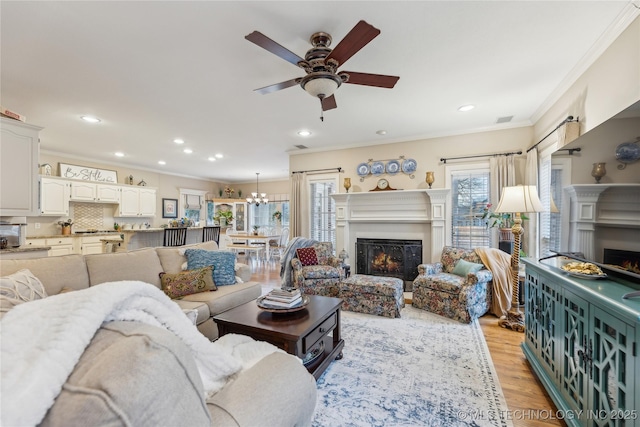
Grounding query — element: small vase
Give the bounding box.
[425,172,435,189]
[591,162,606,183]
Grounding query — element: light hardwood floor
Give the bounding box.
[248,259,564,427]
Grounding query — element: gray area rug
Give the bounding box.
[312,306,513,427]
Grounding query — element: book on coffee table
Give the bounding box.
[261,295,303,308]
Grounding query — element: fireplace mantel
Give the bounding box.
[565,183,640,260]
[331,189,450,266]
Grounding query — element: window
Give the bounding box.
[449,168,491,249]
[248,202,290,229]
[538,154,569,257]
[178,189,206,225]
[309,177,337,251]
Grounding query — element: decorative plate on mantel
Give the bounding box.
[615,140,640,164]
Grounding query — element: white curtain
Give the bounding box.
[525,147,538,186]
[489,155,515,205]
[290,173,306,238]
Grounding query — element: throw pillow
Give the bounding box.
[0,269,48,302]
[184,249,237,286]
[296,247,318,266]
[159,266,216,299]
[452,259,484,277]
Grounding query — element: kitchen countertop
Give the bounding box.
[27,231,122,239]
[0,245,51,253]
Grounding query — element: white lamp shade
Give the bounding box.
[302,77,339,98]
[494,185,544,214]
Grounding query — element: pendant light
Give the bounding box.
[246,172,268,206]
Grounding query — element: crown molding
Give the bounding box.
[531,3,640,124]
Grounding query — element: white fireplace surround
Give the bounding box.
[331,189,450,267]
[565,184,640,261]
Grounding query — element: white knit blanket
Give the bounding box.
[0,281,284,427]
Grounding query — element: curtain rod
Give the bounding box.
[440,150,522,164]
[526,115,577,153]
[291,167,343,175]
[555,147,582,155]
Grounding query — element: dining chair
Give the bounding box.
[202,226,221,245]
[163,227,188,247]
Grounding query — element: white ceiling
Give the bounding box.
[1,1,635,183]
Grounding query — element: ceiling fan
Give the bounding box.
[245,20,400,120]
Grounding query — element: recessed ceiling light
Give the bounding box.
[297,130,311,137]
[208,157,216,162]
[158,160,166,165]
[376,130,387,135]
[174,139,184,144]
[458,105,475,112]
[81,115,101,123]
[114,152,124,157]
[215,153,223,159]
[183,148,193,154]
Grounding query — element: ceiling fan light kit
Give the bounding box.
[245,20,399,120]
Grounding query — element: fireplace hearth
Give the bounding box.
[356,238,422,291]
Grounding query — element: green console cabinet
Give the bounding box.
[522,258,640,427]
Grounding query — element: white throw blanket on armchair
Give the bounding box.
[0,281,284,427]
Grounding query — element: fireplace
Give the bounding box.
[356,238,422,291]
[603,249,640,274]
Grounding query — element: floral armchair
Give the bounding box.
[412,246,493,323]
[291,242,344,297]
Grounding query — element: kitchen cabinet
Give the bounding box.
[70,182,120,203]
[117,187,156,217]
[40,177,70,216]
[522,259,639,427]
[70,181,97,201]
[0,117,41,216]
[46,237,74,257]
[80,235,104,255]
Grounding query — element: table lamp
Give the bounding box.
[493,185,544,332]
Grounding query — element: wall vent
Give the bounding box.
[496,116,513,124]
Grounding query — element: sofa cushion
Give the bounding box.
[296,247,318,266]
[85,248,164,288]
[156,241,219,274]
[413,273,466,294]
[160,266,216,299]
[0,255,89,295]
[0,268,48,302]
[452,259,484,277]
[185,249,236,286]
[301,265,341,279]
[182,281,262,316]
[40,321,211,427]
[172,299,211,324]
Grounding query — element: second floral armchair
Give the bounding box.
[291,242,344,297]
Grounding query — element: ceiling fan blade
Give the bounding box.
[321,95,337,111]
[254,78,301,95]
[245,31,305,67]
[341,71,399,88]
[325,20,380,67]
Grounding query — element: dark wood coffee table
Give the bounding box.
[213,295,344,379]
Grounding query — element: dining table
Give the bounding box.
[226,233,280,260]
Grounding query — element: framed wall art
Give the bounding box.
[162,198,178,218]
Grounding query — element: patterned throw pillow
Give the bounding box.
[296,247,319,266]
[184,249,237,286]
[159,266,216,299]
[0,269,48,302]
[452,259,484,277]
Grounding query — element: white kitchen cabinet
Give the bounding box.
[117,187,156,217]
[96,184,120,203]
[40,177,70,216]
[0,117,42,216]
[70,181,97,201]
[80,235,104,255]
[46,237,74,257]
[138,188,156,216]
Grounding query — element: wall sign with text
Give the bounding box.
[59,163,118,183]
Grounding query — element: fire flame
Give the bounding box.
[371,252,401,273]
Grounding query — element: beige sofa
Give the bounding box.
[0,242,318,426]
[0,241,259,340]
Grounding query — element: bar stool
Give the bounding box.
[163,227,188,247]
[202,226,221,245]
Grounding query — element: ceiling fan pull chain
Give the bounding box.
[320,102,324,122]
